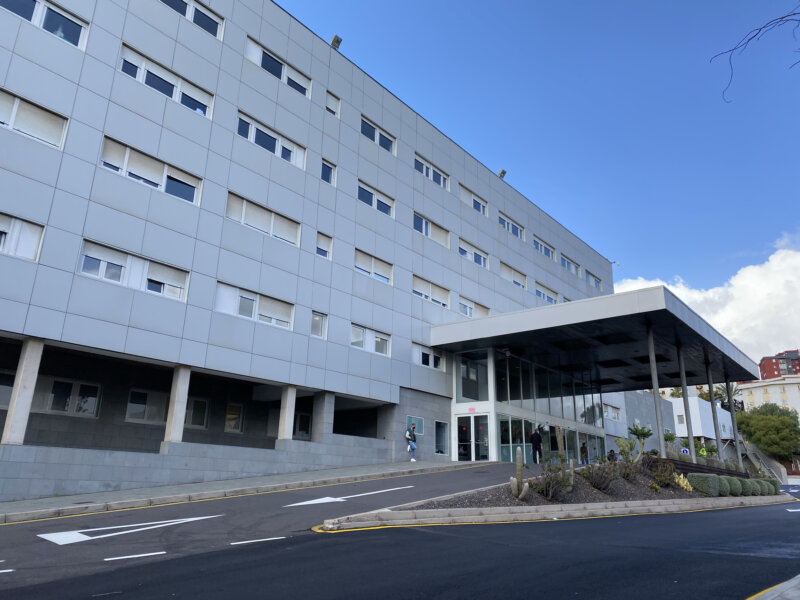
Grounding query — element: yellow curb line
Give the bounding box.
[745,580,788,600]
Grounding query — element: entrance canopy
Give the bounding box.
[431,287,758,393]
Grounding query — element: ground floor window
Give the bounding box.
[435,421,448,455]
[125,389,167,423]
[406,415,424,435]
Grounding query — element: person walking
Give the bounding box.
[530,427,543,465]
[580,442,589,465]
[406,423,417,462]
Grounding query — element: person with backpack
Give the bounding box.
[406,423,417,462]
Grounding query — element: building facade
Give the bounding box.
[759,350,800,380]
[741,376,800,414]
[0,0,616,499]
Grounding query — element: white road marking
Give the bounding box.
[38,515,223,545]
[230,537,286,546]
[786,509,800,512]
[104,552,166,562]
[0,569,15,574]
[284,485,414,507]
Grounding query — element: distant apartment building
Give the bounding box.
[759,350,800,380]
[741,376,800,414]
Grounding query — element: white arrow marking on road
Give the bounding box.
[38,515,223,545]
[284,485,414,507]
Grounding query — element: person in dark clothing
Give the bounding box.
[607,449,617,462]
[580,442,589,465]
[406,423,417,462]
[530,428,543,464]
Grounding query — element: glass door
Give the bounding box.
[457,415,490,461]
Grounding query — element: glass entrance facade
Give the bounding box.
[457,415,489,461]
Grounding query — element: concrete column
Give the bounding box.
[677,347,697,464]
[1,338,44,445]
[163,366,191,444]
[486,350,499,462]
[726,378,744,470]
[647,326,666,458]
[311,391,335,443]
[277,385,296,440]
[705,362,723,455]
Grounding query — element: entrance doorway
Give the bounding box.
[457,415,489,461]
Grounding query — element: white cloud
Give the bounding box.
[615,247,800,362]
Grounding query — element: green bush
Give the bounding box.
[653,461,675,488]
[739,478,753,496]
[749,479,761,496]
[722,476,742,497]
[686,473,719,497]
[769,479,781,495]
[755,479,772,495]
[580,462,619,492]
[718,476,730,497]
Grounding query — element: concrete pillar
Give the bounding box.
[486,350,499,462]
[1,338,44,445]
[311,391,335,443]
[677,347,697,464]
[705,361,723,456]
[277,385,296,440]
[647,326,666,458]
[163,366,191,445]
[726,378,744,470]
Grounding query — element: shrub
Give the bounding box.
[739,478,753,496]
[653,461,675,488]
[695,456,707,466]
[749,479,761,496]
[673,472,693,492]
[718,476,730,497]
[649,482,660,492]
[580,462,619,492]
[768,479,781,495]
[755,479,772,495]
[531,464,571,501]
[664,432,676,443]
[686,473,719,497]
[722,476,742,497]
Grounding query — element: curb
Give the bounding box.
[748,573,800,599]
[0,463,483,524]
[320,492,798,531]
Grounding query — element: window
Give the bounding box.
[412,213,449,247]
[1,0,86,47]
[412,276,449,308]
[237,114,305,169]
[500,262,526,289]
[0,88,67,147]
[354,249,393,284]
[406,415,424,435]
[585,271,602,290]
[0,371,13,409]
[459,185,487,216]
[0,212,44,261]
[357,181,394,217]
[603,404,620,421]
[119,47,212,117]
[214,282,293,328]
[414,155,448,190]
[677,415,685,425]
[245,38,311,98]
[101,138,200,203]
[560,255,580,277]
[225,403,243,433]
[311,311,327,338]
[159,0,222,38]
[360,117,394,154]
[125,389,167,423]
[533,237,555,261]
[79,241,189,300]
[458,297,489,318]
[37,378,100,417]
[316,232,332,259]
[414,344,443,371]
[458,239,487,268]
[325,92,340,117]
[535,284,557,305]
[498,213,524,240]
[225,193,300,246]
[185,398,208,429]
[435,421,449,455]
[351,324,391,356]
[321,160,336,185]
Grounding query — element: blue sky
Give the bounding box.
[277,1,800,358]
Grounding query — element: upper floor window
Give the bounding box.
[414,155,448,190]
[0,88,67,148]
[101,138,200,203]
[360,117,394,154]
[225,193,300,246]
[245,38,310,97]
[498,212,524,240]
[325,92,340,117]
[316,232,332,259]
[0,212,44,262]
[499,262,526,289]
[585,271,602,290]
[413,344,443,371]
[357,181,394,217]
[354,249,392,284]
[560,255,580,277]
[311,311,328,338]
[412,213,449,247]
[533,237,555,261]
[351,324,390,356]
[321,159,336,185]
[459,185,487,216]
[160,0,221,37]
[119,46,212,117]
[214,282,293,328]
[412,276,449,308]
[535,283,557,305]
[458,296,489,318]
[79,240,189,301]
[458,239,487,269]
[237,113,305,169]
[1,0,86,47]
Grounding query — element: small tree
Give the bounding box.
[738,405,800,460]
[628,425,653,463]
[669,387,683,398]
